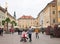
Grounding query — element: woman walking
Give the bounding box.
[35,28,39,39]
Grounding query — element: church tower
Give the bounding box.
[14,11,16,19]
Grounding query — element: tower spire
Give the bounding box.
[14,11,16,19]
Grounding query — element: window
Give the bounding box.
[53,19,55,23]
[53,11,55,14]
[19,25,21,27]
[52,5,55,7]
[37,22,38,25]
[52,4,55,7]
[46,21,49,23]
[0,22,1,26]
[23,25,24,27]
[58,11,60,18]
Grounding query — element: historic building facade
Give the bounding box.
[17,15,38,29]
[57,0,60,25]
[0,6,16,30]
[18,0,60,29]
[0,6,6,27]
[1,0,60,30]
[37,0,60,28]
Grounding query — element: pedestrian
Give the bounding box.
[35,28,39,39]
[10,28,14,34]
[1,28,3,36]
[27,26,32,42]
[42,28,44,34]
[50,27,54,38]
[18,29,20,35]
[0,28,3,36]
[0,28,1,36]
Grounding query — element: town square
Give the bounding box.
[0,0,60,44]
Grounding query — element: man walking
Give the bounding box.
[0,27,3,36]
[28,26,32,42]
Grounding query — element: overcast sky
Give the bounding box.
[0,0,53,19]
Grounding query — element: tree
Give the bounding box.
[2,20,5,30]
[11,21,17,28]
[5,18,10,32]
[2,20,5,25]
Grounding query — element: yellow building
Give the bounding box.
[57,0,60,25]
[17,0,60,29]
[17,15,38,29]
[37,0,58,28]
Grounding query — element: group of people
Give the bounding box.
[20,27,40,42]
[10,28,14,34]
[20,26,32,42]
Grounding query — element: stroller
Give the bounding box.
[20,31,28,42]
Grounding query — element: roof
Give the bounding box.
[20,15,34,19]
[0,6,6,13]
[18,15,36,20]
[37,0,56,18]
[21,15,33,19]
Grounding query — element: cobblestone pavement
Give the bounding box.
[0,32,60,44]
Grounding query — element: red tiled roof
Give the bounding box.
[20,15,34,19]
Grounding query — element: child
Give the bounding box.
[20,30,28,42]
